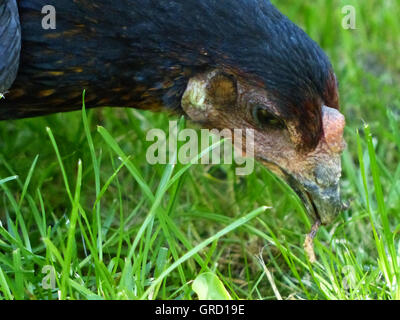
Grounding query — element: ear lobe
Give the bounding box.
[181,70,237,124]
[206,72,238,107]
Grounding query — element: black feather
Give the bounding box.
[1,0,335,148]
[0,0,21,93]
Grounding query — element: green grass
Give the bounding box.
[0,0,399,300]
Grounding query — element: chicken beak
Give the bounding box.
[292,178,345,225]
[262,157,345,225]
[287,105,347,225]
[283,160,345,225]
[308,184,346,225]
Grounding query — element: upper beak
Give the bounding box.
[293,179,344,225]
[260,154,346,225]
[286,160,346,225]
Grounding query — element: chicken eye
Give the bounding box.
[252,105,285,129]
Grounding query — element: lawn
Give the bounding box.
[0,0,399,300]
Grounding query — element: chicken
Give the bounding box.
[0,0,347,225]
